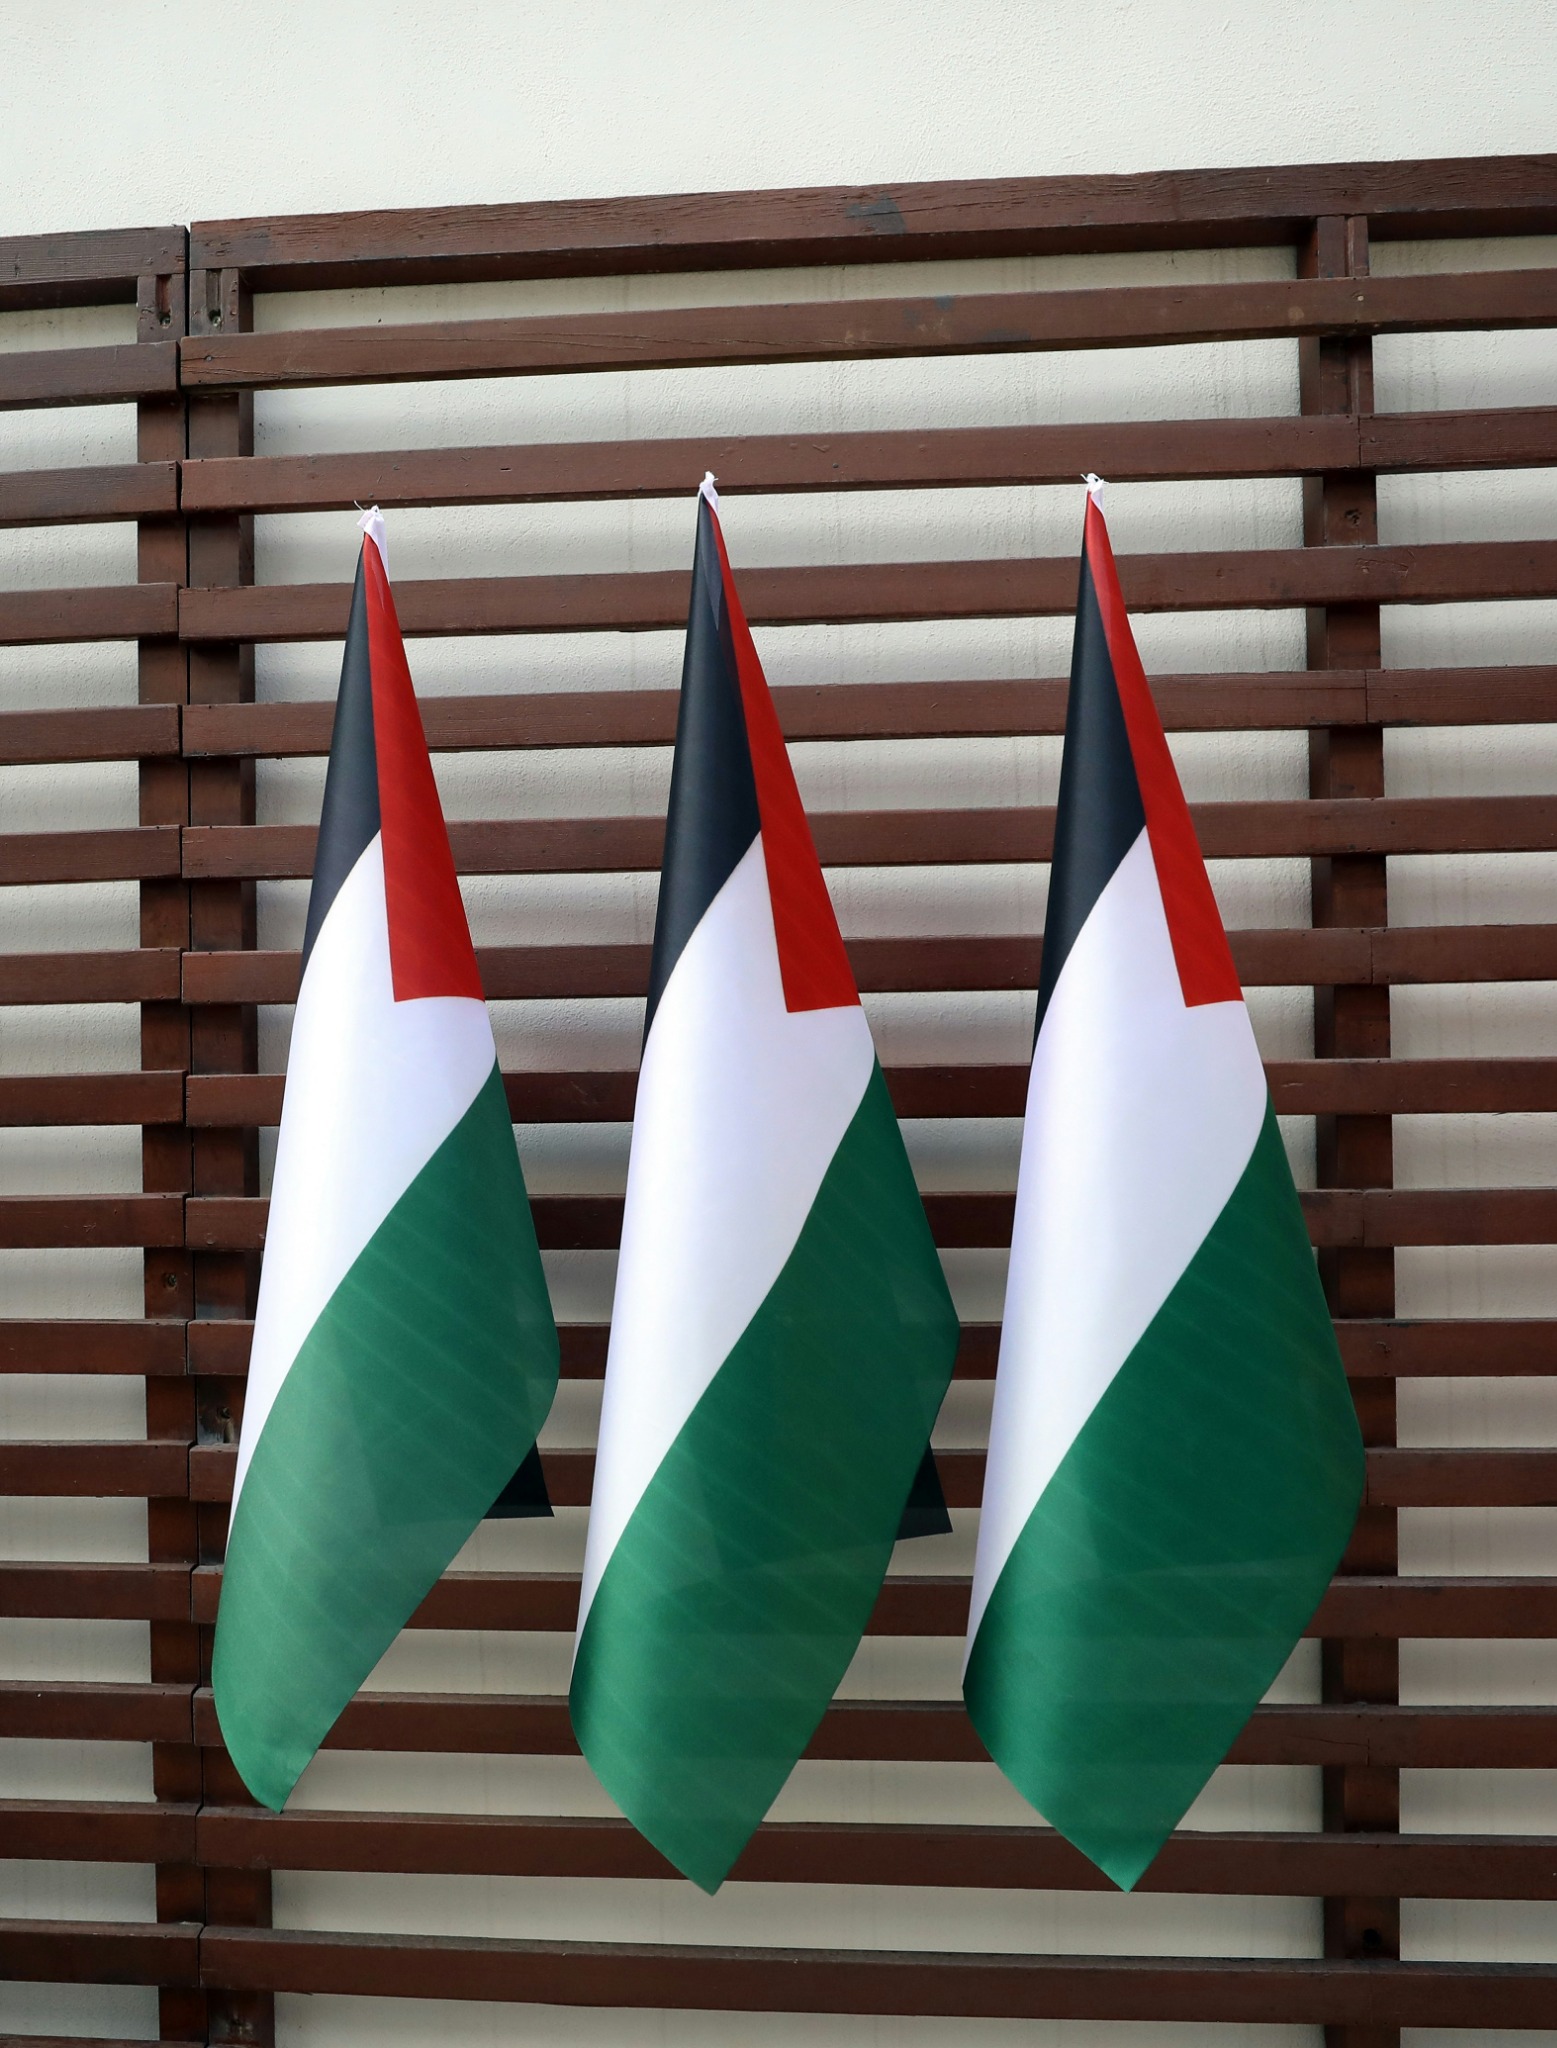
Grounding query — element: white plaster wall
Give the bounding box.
[1,4,1556,2044]
[0,0,1552,233]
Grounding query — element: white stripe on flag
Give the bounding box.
[235,837,496,1515]
[966,830,1266,1649]
[577,838,874,1638]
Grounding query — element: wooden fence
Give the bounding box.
[3,154,1557,2044]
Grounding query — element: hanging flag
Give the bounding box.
[214,510,559,1810]
[571,478,959,1892]
[963,479,1363,1890]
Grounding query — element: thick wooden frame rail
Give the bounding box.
[186,157,1557,284]
[3,155,1557,2045]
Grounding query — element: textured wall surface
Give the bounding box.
[1,6,1555,2045]
[0,0,1553,230]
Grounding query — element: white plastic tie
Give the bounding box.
[357,503,389,578]
[1082,473,1106,510]
[699,471,720,511]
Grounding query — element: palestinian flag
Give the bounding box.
[571,480,959,1892]
[963,482,1363,1889]
[214,510,559,1810]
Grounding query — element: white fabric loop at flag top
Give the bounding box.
[356,502,388,574]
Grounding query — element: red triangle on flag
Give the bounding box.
[708,511,860,1015]
[363,539,485,1004]
[1084,499,1242,1010]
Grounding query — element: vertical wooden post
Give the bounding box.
[1301,214,1399,2048]
[136,246,204,2046]
[186,261,274,2048]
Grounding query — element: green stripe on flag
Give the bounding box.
[571,1060,958,1892]
[214,1062,558,1810]
[964,1105,1363,1890]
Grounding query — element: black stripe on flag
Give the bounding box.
[301,551,381,976]
[485,1441,553,1520]
[1034,543,1147,1041]
[897,1442,952,1540]
[643,494,761,1039]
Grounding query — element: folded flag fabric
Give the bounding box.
[963,480,1363,1890]
[214,510,559,1810]
[571,479,960,1892]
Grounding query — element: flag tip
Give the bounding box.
[357,504,388,576]
[699,471,720,511]
[1083,473,1106,508]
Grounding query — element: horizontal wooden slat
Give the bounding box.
[176,927,1557,1008]
[0,462,179,527]
[177,796,1557,884]
[1368,1451,1557,1507]
[183,1807,1557,1900]
[0,1561,188,1620]
[0,224,184,311]
[179,417,1359,512]
[177,409,1557,518]
[1319,1572,1557,1638]
[193,1065,974,1128]
[187,1688,1557,1768]
[205,1314,901,1382]
[0,1319,185,1375]
[183,1058,1557,1130]
[1266,1057,1557,1113]
[0,1441,188,1496]
[175,935,1021,1004]
[181,1316,1554,1383]
[1324,1189,1557,1248]
[0,1681,191,1743]
[182,673,1359,754]
[188,1069,649,1126]
[1338,1319,1557,1378]
[184,1434,1557,1518]
[55,1319,1546,1405]
[1368,664,1557,725]
[0,2037,186,2048]
[0,949,181,1004]
[179,270,1557,394]
[181,1186,1557,1257]
[1365,406,1557,474]
[0,1919,198,1988]
[187,158,1557,288]
[0,1073,183,1126]
[0,824,177,884]
[0,342,178,410]
[0,1195,183,1249]
[180,1566,1557,1638]
[0,584,177,646]
[182,672,1557,771]
[0,704,179,764]
[1373,923,1557,984]
[178,539,1557,641]
[895,1060,1557,1119]
[0,1799,193,1863]
[196,1923,1557,2025]
[177,667,1557,761]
